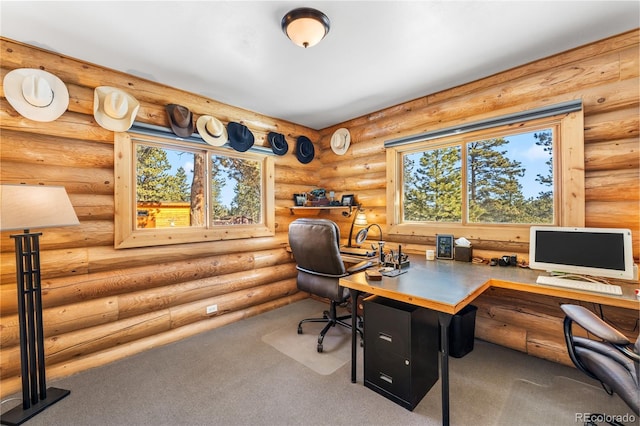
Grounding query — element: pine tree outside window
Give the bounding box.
[115,132,274,249]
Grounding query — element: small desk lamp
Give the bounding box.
[343,204,367,248]
[0,184,79,426]
[355,223,383,245]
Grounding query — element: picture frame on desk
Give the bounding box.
[436,234,454,259]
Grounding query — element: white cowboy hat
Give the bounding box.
[331,128,351,155]
[196,115,228,146]
[3,68,69,122]
[93,86,140,132]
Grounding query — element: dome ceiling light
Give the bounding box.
[281,7,330,48]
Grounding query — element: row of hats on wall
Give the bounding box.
[4,68,352,163]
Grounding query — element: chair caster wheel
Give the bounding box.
[297,326,303,334]
[317,344,323,353]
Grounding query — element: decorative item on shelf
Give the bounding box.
[0,184,80,425]
[293,193,307,207]
[307,188,329,206]
[436,234,454,260]
[341,194,354,206]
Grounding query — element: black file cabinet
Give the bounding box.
[364,296,439,411]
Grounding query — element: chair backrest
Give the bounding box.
[288,218,347,278]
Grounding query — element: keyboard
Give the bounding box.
[536,275,622,295]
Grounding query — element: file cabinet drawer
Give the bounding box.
[364,296,439,411]
[365,351,411,402]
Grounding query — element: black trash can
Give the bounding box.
[447,304,477,358]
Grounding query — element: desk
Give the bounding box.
[339,255,639,426]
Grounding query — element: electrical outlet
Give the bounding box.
[206,304,218,314]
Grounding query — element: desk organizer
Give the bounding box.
[383,260,410,270]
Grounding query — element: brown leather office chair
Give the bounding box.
[288,218,370,352]
[561,304,639,417]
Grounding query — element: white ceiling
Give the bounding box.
[1,1,638,130]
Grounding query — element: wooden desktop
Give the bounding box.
[339,255,639,426]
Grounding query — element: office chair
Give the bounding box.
[288,218,370,353]
[561,304,639,420]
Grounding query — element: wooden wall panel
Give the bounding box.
[319,29,640,363]
[1,30,639,396]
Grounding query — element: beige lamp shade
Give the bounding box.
[354,212,368,227]
[0,184,80,231]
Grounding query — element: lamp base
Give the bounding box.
[0,387,70,426]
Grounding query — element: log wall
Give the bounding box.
[316,30,640,364]
[1,30,639,397]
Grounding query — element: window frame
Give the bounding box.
[385,107,584,244]
[115,132,275,249]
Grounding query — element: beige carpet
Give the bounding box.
[498,375,635,426]
[261,314,357,375]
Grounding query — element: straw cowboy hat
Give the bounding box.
[228,122,255,152]
[197,115,228,146]
[4,68,69,122]
[296,136,315,164]
[331,128,351,155]
[93,86,140,132]
[267,132,288,156]
[166,104,194,137]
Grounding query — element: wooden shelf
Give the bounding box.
[289,206,350,216]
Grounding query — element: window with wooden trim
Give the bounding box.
[115,132,275,249]
[386,105,584,243]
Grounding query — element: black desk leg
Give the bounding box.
[438,312,453,426]
[349,289,360,383]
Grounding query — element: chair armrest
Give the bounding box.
[347,260,374,274]
[561,304,630,346]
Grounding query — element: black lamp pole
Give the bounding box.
[1,231,70,426]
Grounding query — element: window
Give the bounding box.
[115,131,274,249]
[386,102,584,243]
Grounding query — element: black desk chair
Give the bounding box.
[561,304,639,420]
[288,218,370,352]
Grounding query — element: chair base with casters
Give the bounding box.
[561,304,639,424]
[297,299,363,353]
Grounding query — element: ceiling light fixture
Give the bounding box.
[281,7,330,48]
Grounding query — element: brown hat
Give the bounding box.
[166,104,194,137]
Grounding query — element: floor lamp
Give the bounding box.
[0,184,79,426]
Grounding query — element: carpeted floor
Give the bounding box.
[1,298,635,426]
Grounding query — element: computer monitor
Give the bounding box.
[529,226,634,280]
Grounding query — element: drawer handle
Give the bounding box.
[379,372,393,384]
[378,332,392,343]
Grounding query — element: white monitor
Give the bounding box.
[529,226,634,280]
